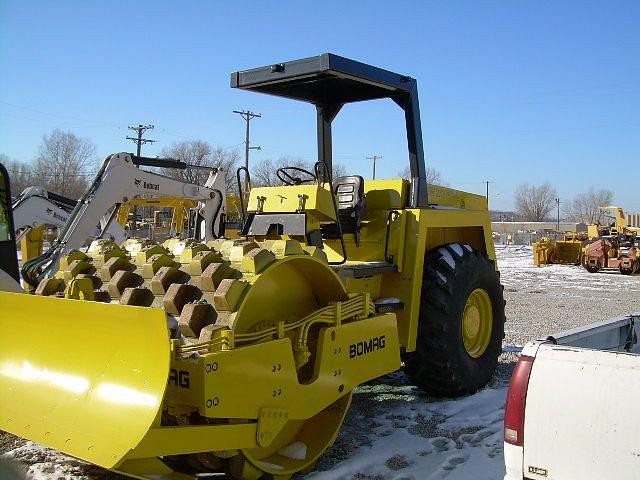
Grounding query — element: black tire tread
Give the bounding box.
[406,243,506,397]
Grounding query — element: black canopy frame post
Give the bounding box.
[230,53,429,207]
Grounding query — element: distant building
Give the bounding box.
[490,210,517,222]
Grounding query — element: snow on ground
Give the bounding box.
[2,245,639,479]
[497,244,640,293]
[311,370,510,480]
[1,440,126,480]
[496,245,640,346]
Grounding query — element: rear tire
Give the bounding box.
[405,243,505,397]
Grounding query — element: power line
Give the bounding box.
[0,99,120,127]
[5,170,94,178]
[366,155,382,180]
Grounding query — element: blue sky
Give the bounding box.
[1,1,639,211]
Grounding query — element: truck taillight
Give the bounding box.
[504,354,535,447]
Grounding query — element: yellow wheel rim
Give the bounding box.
[462,288,493,358]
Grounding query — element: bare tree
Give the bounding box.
[564,187,614,224]
[252,157,348,187]
[514,182,557,221]
[1,155,34,197]
[33,129,96,198]
[161,141,240,191]
[399,165,445,185]
[332,163,347,179]
[213,147,241,193]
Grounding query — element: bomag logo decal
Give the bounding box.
[168,368,190,389]
[528,466,548,477]
[349,335,386,359]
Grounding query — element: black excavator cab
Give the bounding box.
[0,163,20,282]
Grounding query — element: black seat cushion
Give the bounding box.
[335,175,364,214]
[322,176,366,239]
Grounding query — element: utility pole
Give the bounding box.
[555,197,561,232]
[484,180,493,202]
[233,110,261,192]
[127,124,156,156]
[126,124,156,232]
[366,155,382,180]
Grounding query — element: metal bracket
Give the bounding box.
[297,194,308,213]
[256,407,289,447]
[624,315,638,352]
[256,195,266,213]
[384,210,401,263]
[65,278,95,300]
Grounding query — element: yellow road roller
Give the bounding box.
[0,54,505,479]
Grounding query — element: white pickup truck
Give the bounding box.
[503,313,640,480]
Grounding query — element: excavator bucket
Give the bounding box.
[533,237,554,266]
[552,239,583,265]
[0,292,170,469]
[533,236,583,266]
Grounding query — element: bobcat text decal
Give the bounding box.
[134,178,160,191]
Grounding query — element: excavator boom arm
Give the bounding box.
[25,152,226,283]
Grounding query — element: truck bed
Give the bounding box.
[504,313,640,480]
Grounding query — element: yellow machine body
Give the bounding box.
[0,293,170,469]
[247,184,338,232]
[0,52,503,480]
[535,206,640,267]
[585,206,640,238]
[533,233,585,267]
[0,276,400,478]
[323,180,494,351]
[126,301,399,475]
[226,194,243,221]
[241,178,494,352]
[0,174,495,479]
[19,225,46,288]
[117,197,198,234]
[247,185,335,218]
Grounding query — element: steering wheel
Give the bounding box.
[276,166,317,185]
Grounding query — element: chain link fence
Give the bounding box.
[493,231,567,245]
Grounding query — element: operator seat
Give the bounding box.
[322,175,366,245]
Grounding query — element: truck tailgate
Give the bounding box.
[524,345,640,479]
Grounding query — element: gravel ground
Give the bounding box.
[497,245,640,345]
[2,244,639,479]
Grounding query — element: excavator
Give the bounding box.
[12,185,126,267]
[116,197,198,237]
[15,153,225,287]
[0,54,505,479]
